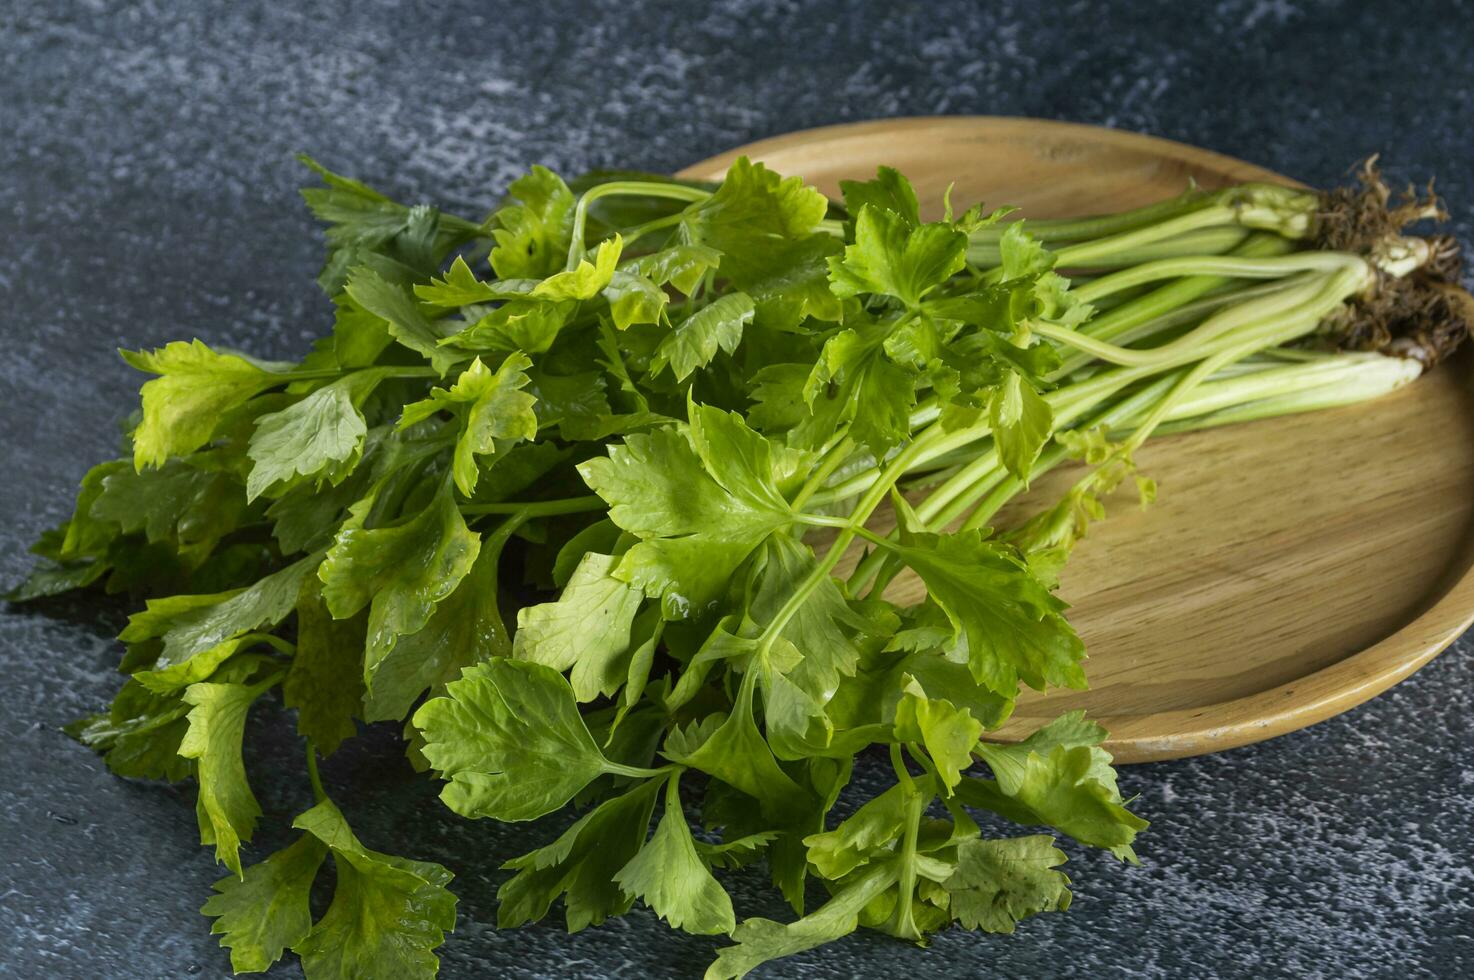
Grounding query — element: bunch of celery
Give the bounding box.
[10,155,1467,980]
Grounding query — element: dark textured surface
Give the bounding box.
[2,1,1472,977]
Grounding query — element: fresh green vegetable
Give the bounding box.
[11,153,1468,978]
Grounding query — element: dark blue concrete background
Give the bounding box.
[2,1,1471,977]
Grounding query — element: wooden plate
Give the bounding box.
[679,117,1474,763]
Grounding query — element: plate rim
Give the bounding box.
[676,115,1474,763]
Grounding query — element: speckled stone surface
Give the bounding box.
[2,1,1472,977]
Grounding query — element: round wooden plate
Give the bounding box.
[679,116,1474,763]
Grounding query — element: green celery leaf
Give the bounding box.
[978,710,1120,792]
[1029,270,1094,328]
[872,633,1015,733]
[448,298,574,354]
[414,659,624,821]
[558,410,676,442]
[593,319,649,410]
[746,363,810,436]
[882,517,1085,696]
[1009,426,1153,584]
[414,255,497,306]
[801,324,916,457]
[121,340,291,469]
[743,234,845,332]
[116,591,226,646]
[750,534,866,713]
[989,370,1053,484]
[64,679,193,782]
[687,399,810,504]
[179,676,276,876]
[399,354,538,496]
[745,535,883,757]
[122,556,315,692]
[133,634,273,695]
[838,166,921,228]
[881,314,948,369]
[998,223,1056,281]
[292,798,457,979]
[624,243,721,296]
[201,834,327,973]
[679,159,837,330]
[651,293,754,382]
[4,556,110,602]
[246,371,390,501]
[662,689,809,823]
[614,774,737,935]
[682,158,830,281]
[527,366,612,434]
[802,781,914,880]
[83,536,243,602]
[9,521,108,603]
[364,518,515,722]
[318,482,481,685]
[264,427,393,555]
[578,404,797,617]
[89,457,247,561]
[828,206,966,308]
[697,831,779,871]
[602,270,669,330]
[663,623,756,713]
[977,320,1065,384]
[758,645,832,763]
[414,256,538,307]
[922,292,1063,386]
[343,267,460,375]
[514,552,643,702]
[463,439,578,504]
[896,645,1014,730]
[61,459,130,559]
[326,292,396,368]
[265,482,366,559]
[704,861,897,980]
[615,610,662,728]
[968,711,1147,857]
[498,778,662,932]
[893,677,984,793]
[944,835,1071,933]
[283,579,365,755]
[298,155,478,294]
[490,165,576,280]
[531,236,622,301]
[123,554,319,692]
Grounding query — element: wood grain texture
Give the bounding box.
[678,116,1474,763]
